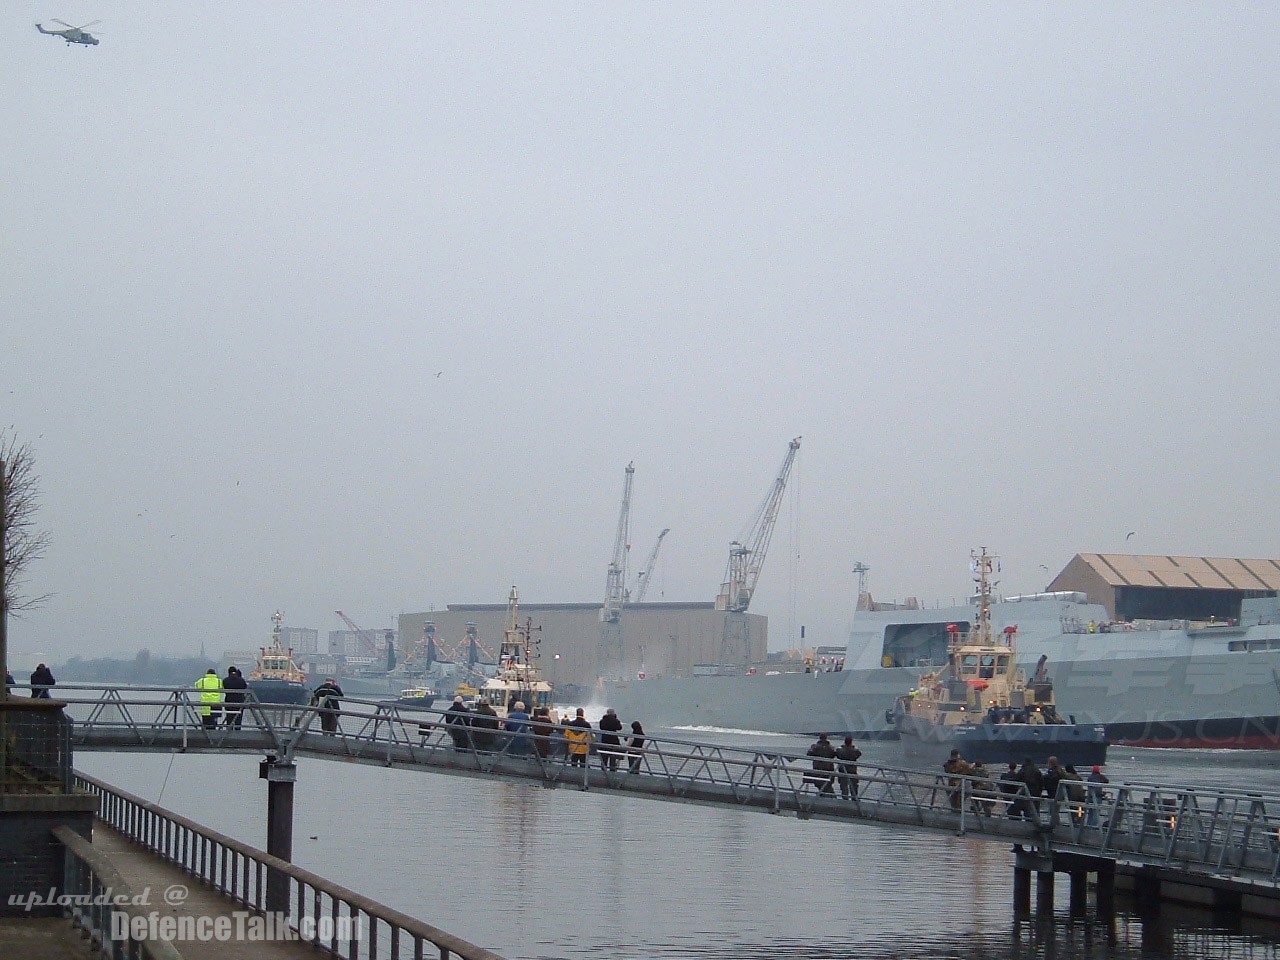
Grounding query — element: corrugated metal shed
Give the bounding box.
[1073,554,1280,591]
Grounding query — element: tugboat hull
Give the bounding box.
[897,714,1108,768]
[248,679,310,706]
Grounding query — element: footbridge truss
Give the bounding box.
[42,684,1280,895]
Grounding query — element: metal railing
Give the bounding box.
[77,773,506,960]
[54,824,185,960]
[55,684,1280,890]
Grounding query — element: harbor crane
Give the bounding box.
[599,462,635,674]
[716,437,801,613]
[715,437,801,663]
[632,528,670,603]
[335,610,381,658]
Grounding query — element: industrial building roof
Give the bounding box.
[1072,554,1280,591]
[443,601,718,612]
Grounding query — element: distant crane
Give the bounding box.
[599,462,635,674]
[716,437,801,614]
[335,610,381,658]
[632,528,670,603]
[715,437,801,663]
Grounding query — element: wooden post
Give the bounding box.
[1096,861,1115,916]
[1069,870,1088,916]
[1013,865,1031,915]
[1036,869,1055,912]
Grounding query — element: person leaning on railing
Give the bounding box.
[311,678,344,735]
[942,749,974,811]
[564,708,593,767]
[222,666,248,728]
[1086,765,1110,827]
[531,705,554,759]
[30,662,56,699]
[194,669,222,728]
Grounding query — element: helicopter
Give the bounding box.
[35,20,101,46]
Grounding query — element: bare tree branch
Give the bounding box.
[2,432,52,612]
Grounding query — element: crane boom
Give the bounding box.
[716,437,801,613]
[335,610,380,656]
[632,528,670,603]
[601,462,635,625]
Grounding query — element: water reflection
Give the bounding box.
[77,743,1280,960]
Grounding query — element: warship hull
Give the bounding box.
[603,631,1280,749]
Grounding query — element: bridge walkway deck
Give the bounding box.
[0,916,97,959]
[91,822,321,960]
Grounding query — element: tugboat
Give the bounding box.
[888,549,1108,768]
[475,586,556,720]
[387,686,438,711]
[248,611,310,706]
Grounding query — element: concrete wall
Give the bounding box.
[398,603,767,687]
[0,799,95,917]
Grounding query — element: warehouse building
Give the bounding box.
[397,601,767,689]
[1047,554,1280,622]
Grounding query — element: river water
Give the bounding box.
[77,727,1280,960]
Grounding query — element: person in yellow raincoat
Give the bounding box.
[194,669,222,729]
[564,707,593,768]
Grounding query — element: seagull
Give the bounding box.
[1126,531,1136,541]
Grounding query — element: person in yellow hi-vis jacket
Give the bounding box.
[564,707,594,768]
[194,668,223,729]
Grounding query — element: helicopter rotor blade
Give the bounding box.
[52,19,74,28]
[77,20,102,29]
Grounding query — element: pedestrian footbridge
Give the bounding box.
[52,684,1280,914]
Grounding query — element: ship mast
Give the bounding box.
[971,548,997,645]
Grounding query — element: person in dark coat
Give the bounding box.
[530,706,554,760]
[1019,758,1044,818]
[627,720,646,774]
[598,707,624,771]
[1042,756,1064,822]
[222,666,248,728]
[470,700,499,752]
[999,761,1024,818]
[834,736,862,800]
[444,696,472,752]
[1086,764,1110,827]
[311,678,344,735]
[805,734,837,795]
[30,663,56,699]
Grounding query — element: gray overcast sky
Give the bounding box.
[3,3,1277,665]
